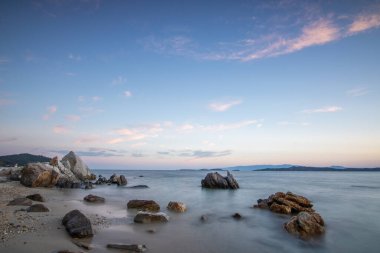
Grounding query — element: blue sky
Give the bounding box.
[0,0,379,169]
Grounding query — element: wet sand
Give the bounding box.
[0,181,109,253]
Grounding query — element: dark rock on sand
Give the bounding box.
[201,171,239,189]
[7,197,32,206]
[84,194,105,203]
[107,244,147,252]
[72,240,92,250]
[167,201,187,212]
[20,163,59,187]
[117,175,127,186]
[27,204,49,212]
[284,211,325,239]
[62,210,93,238]
[254,192,314,214]
[26,193,45,202]
[127,200,160,212]
[134,212,169,223]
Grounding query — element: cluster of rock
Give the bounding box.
[7,193,49,213]
[254,192,325,239]
[201,171,239,189]
[13,151,96,189]
[95,173,127,186]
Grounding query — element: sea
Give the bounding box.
[70,170,380,253]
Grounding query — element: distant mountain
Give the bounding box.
[207,164,295,171]
[257,166,380,172]
[0,153,51,167]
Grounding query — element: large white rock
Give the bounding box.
[61,151,91,180]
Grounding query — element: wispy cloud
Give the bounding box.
[201,120,258,131]
[142,35,196,57]
[92,96,102,102]
[68,53,82,61]
[0,57,10,64]
[111,124,163,143]
[302,106,343,113]
[348,13,380,35]
[346,87,369,97]
[75,136,101,144]
[43,105,57,120]
[0,137,17,143]
[158,149,232,159]
[53,125,69,134]
[124,90,132,97]
[65,114,81,122]
[209,100,242,112]
[53,148,125,157]
[111,76,127,86]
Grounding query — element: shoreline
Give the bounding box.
[0,181,110,253]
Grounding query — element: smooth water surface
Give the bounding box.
[63,170,380,253]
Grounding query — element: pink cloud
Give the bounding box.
[53,125,69,134]
[65,114,81,122]
[43,105,57,120]
[124,90,132,97]
[348,13,380,34]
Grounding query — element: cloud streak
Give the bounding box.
[302,106,343,113]
[43,105,57,120]
[158,149,232,159]
[209,100,242,112]
[346,87,369,97]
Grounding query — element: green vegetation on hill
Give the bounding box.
[0,153,51,167]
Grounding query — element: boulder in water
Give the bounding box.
[7,197,32,206]
[84,194,105,203]
[117,175,127,186]
[284,211,325,239]
[62,210,93,238]
[201,171,239,189]
[107,244,147,252]
[134,211,169,223]
[254,192,314,214]
[27,204,49,212]
[167,201,187,212]
[127,200,160,212]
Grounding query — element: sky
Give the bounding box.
[0,0,380,170]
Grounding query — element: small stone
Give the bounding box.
[83,194,105,203]
[27,204,49,212]
[127,200,160,212]
[167,201,187,212]
[7,198,32,206]
[134,212,169,223]
[232,213,242,219]
[107,244,147,252]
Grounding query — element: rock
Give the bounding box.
[26,193,45,202]
[127,200,160,212]
[117,175,127,186]
[201,171,239,189]
[134,212,169,223]
[55,177,81,189]
[127,185,149,189]
[0,167,11,176]
[284,212,325,239]
[61,151,92,181]
[109,174,119,184]
[20,163,59,187]
[200,215,208,222]
[50,156,59,167]
[146,229,156,233]
[27,204,49,212]
[254,192,314,214]
[57,251,77,253]
[72,240,92,250]
[107,244,147,252]
[95,175,108,185]
[84,194,105,203]
[7,197,32,206]
[62,210,93,238]
[167,201,187,212]
[9,167,23,181]
[89,173,96,180]
[232,213,242,219]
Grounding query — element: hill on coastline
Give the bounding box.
[0,153,51,167]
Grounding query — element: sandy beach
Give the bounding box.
[0,181,109,253]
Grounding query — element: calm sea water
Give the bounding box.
[72,170,380,253]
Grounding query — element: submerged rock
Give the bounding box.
[7,197,32,206]
[27,204,49,212]
[284,211,325,239]
[134,211,169,223]
[167,201,187,213]
[232,213,242,219]
[62,210,93,238]
[26,193,45,202]
[20,163,59,187]
[201,171,239,189]
[107,244,147,252]
[84,194,105,203]
[254,192,314,214]
[127,185,149,189]
[127,200,160,212]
